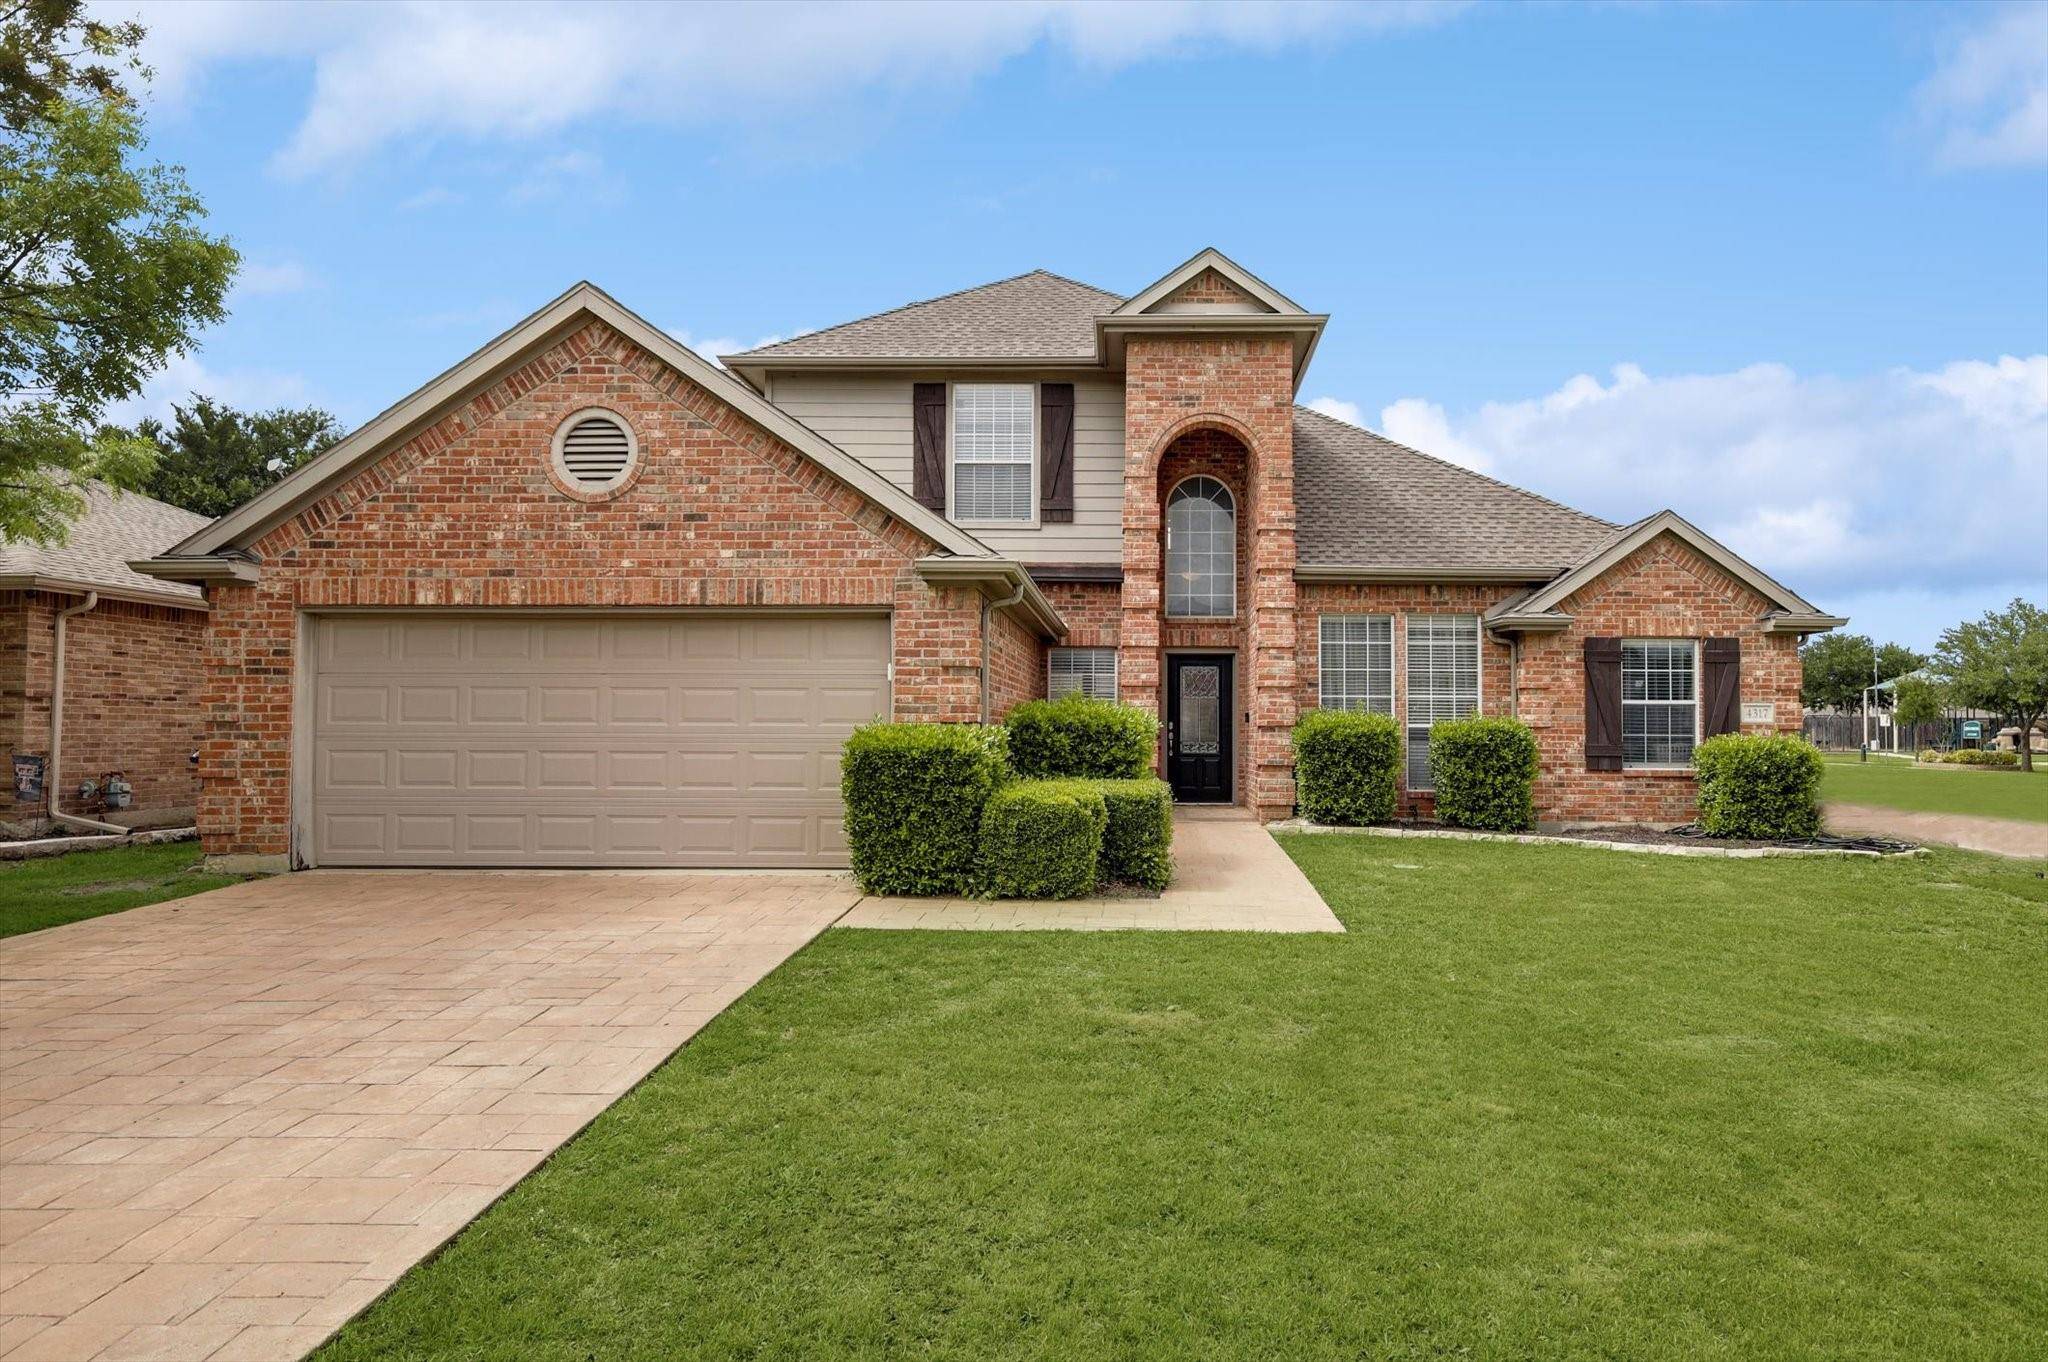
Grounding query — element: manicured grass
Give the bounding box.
[0,841,243,939]
[320,839,2047,1361]
[1824,753,2048,824]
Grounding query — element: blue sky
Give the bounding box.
[107,0,2048,651]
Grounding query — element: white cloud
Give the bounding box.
[1304,396,1363,426]
[668,330,795,368]
[233,259,317,296]
[105,0,1462,176]
[398,186,464,212]
[1914,2,2048,169]
[1363,354,2048,605]
[102,352,315,426]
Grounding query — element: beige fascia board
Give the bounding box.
[1483,611,1574,634]
[913,556,1068,640]
[0,572,210,610]
[127,555,260,587]
[1096,313,1329,387]
[173,282,999,564]
[1762,613,1848,634]
[1112,247,1309,317]
[1517,509,1823,618]
[1296,564,1564,585]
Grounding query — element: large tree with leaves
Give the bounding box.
[1799,632,1926,712]
[1,1,237,543]
[111,394,343,519]
[1933,599,2048,772]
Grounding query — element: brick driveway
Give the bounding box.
[0,871,856,1362]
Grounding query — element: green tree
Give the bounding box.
[1800,633,1926,711]
[116,396,343,518]
[1,4,237,544]
[1891,674,1945,738]
[1934,599,2048,773]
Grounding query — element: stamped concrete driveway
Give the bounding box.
[0,871,856,1362]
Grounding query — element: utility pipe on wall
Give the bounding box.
[980,578,1030,723]
[49,592,126,835]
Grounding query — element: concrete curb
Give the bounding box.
[1269,819,1926,859]
[0,826,198,861]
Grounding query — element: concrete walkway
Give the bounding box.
[0,872,855,1362]
[839,807,1343,933]
[1826,802,2048,858]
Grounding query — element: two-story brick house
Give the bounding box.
[136,250,1842,871]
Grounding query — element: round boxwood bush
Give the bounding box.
[841,722,1010,895]
[1292,709,1400,825]
[1093,777,1173,890]
[1428,716,1540,831]
[1692,732,1825,838]
[977,778,1107,900]
[1005,693,1157,779]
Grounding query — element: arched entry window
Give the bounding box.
[1165,476,1236,617]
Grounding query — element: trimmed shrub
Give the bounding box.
[1428,716,1540,832]
[1944,747,2019,767]
[1692,732,1825,839]
[1093,777,1173,890]
[1292,709,1400,825]
[977,779,1107,900]
[841,722,1010,895]
[1005,694,1157,779]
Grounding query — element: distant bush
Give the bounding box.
[977,779,1107,900]
[1428,717,1540,832]
[1005,694,1157,779]
[1292,709,1400,825]
[842,722,1010,895]
[1093,778,1173,890]
[1692,733,1825,839]
[1941,748,2019,767]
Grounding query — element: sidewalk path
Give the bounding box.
[1825,803,2048,858]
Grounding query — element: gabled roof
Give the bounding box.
[1110,247,1308,316]
[1,483,208,608]
[1292,407,1616,577]
[725,270,1122,365]
[1482,509,1846,634]
[140,282,999,574]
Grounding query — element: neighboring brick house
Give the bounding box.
[2,484,209,835]
[136,251,1842,871]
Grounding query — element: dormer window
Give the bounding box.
[951,384,1034,523]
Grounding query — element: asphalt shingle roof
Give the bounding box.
[729,270,1124,361]
[0,483,209,604]
[1292,407,1616,572]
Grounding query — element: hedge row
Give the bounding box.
[1917,747,2021,767]
[843,698,1172,899]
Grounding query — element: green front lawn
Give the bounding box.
[319,837,2046,1361]
[1824,753,2048,824]
[0,841,243,939]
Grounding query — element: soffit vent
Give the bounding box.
[550,409,639,494]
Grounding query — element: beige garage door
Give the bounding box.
[308,613,889,867]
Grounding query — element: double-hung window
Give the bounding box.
[951,384,1034,523]
[1622,640,1697,767]
[1318,615,1394,713]
[1404,615,1479,790]
[1049,647,1118,701]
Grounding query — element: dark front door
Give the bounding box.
[1166,655,1234,803]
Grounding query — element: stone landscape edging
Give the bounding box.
[0,825,197,861]
[1269,819,1925,859]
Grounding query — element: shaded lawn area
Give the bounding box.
[0,841,243,939]
[1824,754,2048,824]
[321,839,2048,1362]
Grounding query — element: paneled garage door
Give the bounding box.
[307,613,890,867]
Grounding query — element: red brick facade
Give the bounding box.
[1,592,205,829]
[195,321,1011,862]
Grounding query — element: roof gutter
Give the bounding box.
[1761,612,1849,635]
[1483,611,1574,635]
[913,557,1067,641]
[0,572,208,611]
[127,556,262,588]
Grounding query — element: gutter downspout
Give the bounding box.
[50,592,125,836]
[980,578,1030,723]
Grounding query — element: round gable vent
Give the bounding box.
[549,408,640,498]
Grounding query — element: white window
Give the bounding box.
[951,384,1034,523]
[1165,476,1235,617]
[1623,640,1698,767]
[1049,647,1117,701]
[1319,615,1393,713]
[1404,615,1480,790]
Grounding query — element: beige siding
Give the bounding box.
[769,372,1126,565]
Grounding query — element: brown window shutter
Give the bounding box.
[912,382,947,513]
[1703,637,1741,737]
[1584,637,1624,771]
[1039,382,1075,524]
